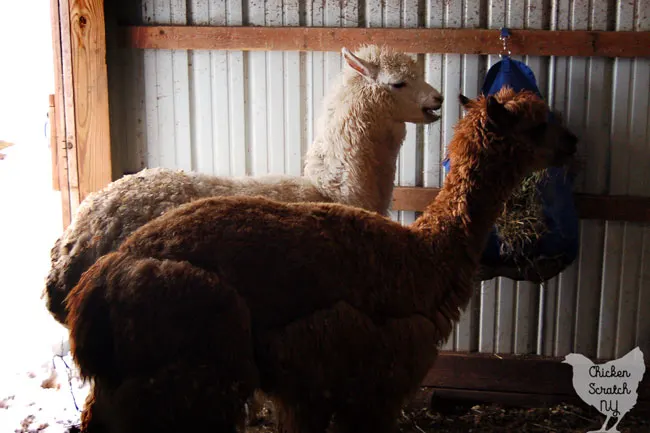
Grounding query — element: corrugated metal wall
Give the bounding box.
[106,0,650,360]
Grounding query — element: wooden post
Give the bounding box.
[51,0,112,228]
[50,0,72,228]
[48,95,60,191]
[62,0,112,204]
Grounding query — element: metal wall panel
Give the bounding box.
[108,0,650,360]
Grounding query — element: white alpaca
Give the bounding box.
[44,44,443,327]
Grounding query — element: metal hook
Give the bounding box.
[499,27,511,58]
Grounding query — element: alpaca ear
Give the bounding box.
[342,47,379,81]
[458,94,471,108]
[486,96,515,130]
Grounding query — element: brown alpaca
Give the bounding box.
[65,87,578,433]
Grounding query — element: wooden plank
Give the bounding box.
[426,387,585,408]
[67,0,112,201]
[392,187,650,222]
[48,95,60,191]
[121,26,650,58]
[424,351,650,402]
[420,387,650,416]
[50,0,72,229]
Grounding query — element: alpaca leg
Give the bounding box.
[333,401,401,433]
[273,397,332,433]
[333,314,439,433]
[79,383,108,433]
[108,362,257,433]
[246,389,275,426]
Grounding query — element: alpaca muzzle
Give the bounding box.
[553,130,579,165]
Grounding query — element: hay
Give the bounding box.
[495,169,549,258]
[244,397,649,433]
[399,401,649,433]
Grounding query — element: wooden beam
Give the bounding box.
[422,387,650,416]
[424,351,650,404]
[121,26,650,58]
[66,0,113,202]
[425,387,586,408]
[392,187,650,223]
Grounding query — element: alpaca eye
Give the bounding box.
[391,82,407,89]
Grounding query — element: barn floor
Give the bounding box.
[247,395,650,433]
[396,401,650,433]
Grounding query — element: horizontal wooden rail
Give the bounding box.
[393,187,650,223]
[421,351,650,414]
[121,26,650,58]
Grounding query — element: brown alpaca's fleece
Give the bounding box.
[65,87,578,433]
[69,253,258,433]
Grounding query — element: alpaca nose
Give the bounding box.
[563,131,578,154]
[430,94,444,109]
[555,132,578,164]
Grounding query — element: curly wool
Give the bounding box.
[44,44,438,327]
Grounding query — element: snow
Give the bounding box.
[0,2,90,429]
[0,143,90,433]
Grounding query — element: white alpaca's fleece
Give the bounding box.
[44,44,443,327]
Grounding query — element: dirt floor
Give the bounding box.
[396,403,649,433]
[247,396,649,433]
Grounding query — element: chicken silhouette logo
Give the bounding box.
[562,346,646,432]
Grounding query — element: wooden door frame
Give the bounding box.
[50,0,112,229]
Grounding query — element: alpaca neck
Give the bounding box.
[304,87,405,215]
[414,149,527,276]
[408,145,528,342]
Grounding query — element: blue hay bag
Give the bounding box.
[441,28,580,282]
